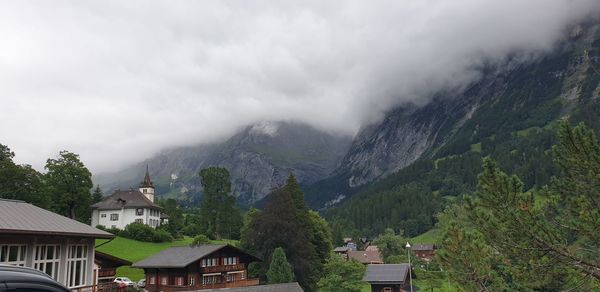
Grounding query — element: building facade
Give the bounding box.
[132,245,261,292]
[0,198,114,289]
[91,168,164,229]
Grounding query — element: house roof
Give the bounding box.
[347,250,383,264]
[0,199,113,239]
[139,165,154,188]
[95,251,132,267]
[91,189,161,210]
[191,282,303,292]
[132,244,261,268]
[411,243,435,251]
[333,246,349,252]
[363,264,410,284]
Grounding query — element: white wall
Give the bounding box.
[94,208,161,229]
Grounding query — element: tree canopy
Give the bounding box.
[267,247,294,284]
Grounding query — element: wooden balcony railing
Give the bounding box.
[159,278,260,292]
[201,263,245,273]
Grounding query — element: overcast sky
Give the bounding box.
[1,0,599,173]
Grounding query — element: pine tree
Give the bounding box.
[199,167,242,239]
[267,247,294,284]
[92,184,103,203]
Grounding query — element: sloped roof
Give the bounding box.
[91,189,161,210]
[0,199,113,238]
[132,244,261,268]
[411,243,435,251]
[139,165,154,188]
[363,264,410,284]
[333,246,349,252]
[194,282,303,292]
[347,250,383,264]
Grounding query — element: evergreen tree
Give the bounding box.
[199,167,242,239]
[266,247,294,284]
[44,150,93,221]
[241,187,317,291]
[317,254,365,292]
[92,184,103,203]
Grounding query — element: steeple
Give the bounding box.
[140,164,154,188]
[139,165,155,202]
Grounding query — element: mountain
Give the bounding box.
[306,22,600,213]
[93,121,352,205]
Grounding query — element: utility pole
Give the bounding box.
[406,242,414,292]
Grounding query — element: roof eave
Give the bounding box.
[0,229,114,239]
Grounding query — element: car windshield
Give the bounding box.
[122,278,131,281]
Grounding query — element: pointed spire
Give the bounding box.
[140,164,154,188]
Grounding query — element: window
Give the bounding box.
[189,276,195,286]
[223,256,237,265]
[149,275,156,284]
[0,245,26,266]
[110,214,118,221]
[202,275,219,285]
[136,208,144,216]
[240,272,245,280]
[161,276,168,285]
[66,245,88,288]
[135,219,143,224]
[33,245,61,280]
[100,214,106,218]
[226,274,234,282]
[201,258,217,267]
[175,276,184,286]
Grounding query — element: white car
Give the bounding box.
[114,277,135,287]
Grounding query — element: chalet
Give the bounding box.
[410,243,436,261]
[0,198,113,289]
[347,250,383,265]
[132,244,261,292]
[94,251,132,285]
[363,264,414,292]
[91,167,165,229]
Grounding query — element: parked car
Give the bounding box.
[137,278,146,288]
[0,264,70,292]
[114,277,135,287]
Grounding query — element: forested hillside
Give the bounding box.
[324,23,600,238]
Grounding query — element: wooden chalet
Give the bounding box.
[410,243,436,261]
[132,244,261,292]
[94,251,132,285]
[363,264,414,292]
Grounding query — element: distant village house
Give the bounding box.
[410,243,436,261]
[363,264,414,292]
[91,167,166,229]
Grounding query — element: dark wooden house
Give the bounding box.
[363,264,414,292]
[410,243,436,261]
[132,244,260,292]
[94,251,131,284]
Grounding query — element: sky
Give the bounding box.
[1,0,599,173]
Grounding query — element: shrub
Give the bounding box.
[120,223,172,243]
[191,234,210,245]
[182,224,204,237]
[96,225,121,236]
[152,229,174,243]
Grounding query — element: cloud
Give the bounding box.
[0,0,599,173]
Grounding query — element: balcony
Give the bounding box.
[159,279,260,292]
[201,263,245,273]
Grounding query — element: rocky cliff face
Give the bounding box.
[94,121,351,205]
[306,23,600,209]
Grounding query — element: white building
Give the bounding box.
[91,168,164,229]
[0,198,113,289]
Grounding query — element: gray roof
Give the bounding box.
[411,243,435,251]
[91,189,161,210]
[132,244,261,268]
[186,282,303,292]
[363,264,410,284]
[0,199,113,238]
[333,246,349,252]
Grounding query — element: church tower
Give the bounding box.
[139,165,155,202]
